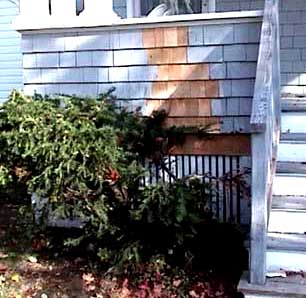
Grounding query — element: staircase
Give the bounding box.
[267,96,306,273]
[236,0,306,294]
[239,97,306,297]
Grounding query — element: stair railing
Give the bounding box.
[249,0,280,285]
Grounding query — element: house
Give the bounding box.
[0,0,22,102]
[5,0,306,295]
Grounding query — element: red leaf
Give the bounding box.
[0,263,8,273]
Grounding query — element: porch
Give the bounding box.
[12,0,306,295]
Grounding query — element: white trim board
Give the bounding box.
[14,10,263,33]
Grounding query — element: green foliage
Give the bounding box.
[0,91,138,203]
[135,178,210,227]
[0,91,213,272]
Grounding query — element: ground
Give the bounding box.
[0,258,240,297]
[0,203,243,298]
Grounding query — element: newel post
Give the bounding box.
[19,0,50,17]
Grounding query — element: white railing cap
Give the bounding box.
[13,9,263,33]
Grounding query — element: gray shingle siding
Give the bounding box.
[217,0,306,95]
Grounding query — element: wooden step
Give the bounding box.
[277,161,306,174]
[239,272,306,298]
[273,174,306,196]
[244,292,306,298]
[282,98,306,112]
[282,112,306,134]
[281,133,306,142]
[278,142,306,163]
[269,209,306,234]
[282,94,306,98]
[268,232,306,252]
[272,195,306,210]
[267,249,306,272]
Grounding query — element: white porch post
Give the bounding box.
[81,0,119,19]
[19,0,50,17]
[51,0,77,17]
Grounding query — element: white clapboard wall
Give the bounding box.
[0,0,22,102]
[143,155,251,226]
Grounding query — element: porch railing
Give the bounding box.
[18,0,217,18]
[249,0,280,285]
[19,0,116,18]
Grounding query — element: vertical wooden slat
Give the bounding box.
[81,0,118,18]
[236,156,241,224]
[221,155,226,221]
[175,155,179,179]
[218,156,224,219]
[229,156,234,221]
[155,162,159,183]
[195,155,199,175]
[127,0,141,17]
[162,159,166,183]
[178,155,184,179]
[209,156,215,215]
[180,155,184,177]
[231,157,238,223]
[188,155,192,175]
[142,154,250,225]
[149,162,153,185]
[51,0,76,17]
[215,156,219,218]
[201,155,205,184]
[20,0,49,16]
[208,156,213,212]
[168,156,172,183]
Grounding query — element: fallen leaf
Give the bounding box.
[82,273,95,284]
[189,290,198,297]
[0,263,8,273]
[173,279,182,287]
[27,256,38,263]
[120,287,130,298]
[0,252,8,259]
[11,272,20,282]
[88,284,96,291]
